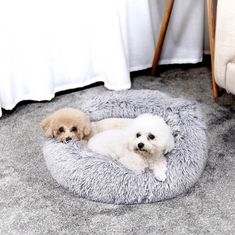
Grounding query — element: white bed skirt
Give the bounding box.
[0,0,205,115]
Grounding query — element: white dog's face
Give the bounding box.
[127,114,175,158]
[132,131,159,157]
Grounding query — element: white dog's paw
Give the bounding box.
[153,170,167,182]
[128,163,146,174]
[151,157,167,181]
[119,155,147,174]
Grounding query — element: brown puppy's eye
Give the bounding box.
[148,134,155,140]
[71,126,77,132]
[136,133,141,138]
[58,127,64,133]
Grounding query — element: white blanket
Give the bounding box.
[0,0,205,115]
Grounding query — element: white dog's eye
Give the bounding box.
[148,134,155,140]
[136,133,141,138]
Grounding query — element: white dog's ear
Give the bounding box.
[41,116,53,137]
[163,135,175,154]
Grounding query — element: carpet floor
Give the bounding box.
[0,65,234,234]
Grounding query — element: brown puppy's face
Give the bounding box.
[41,108,91,143]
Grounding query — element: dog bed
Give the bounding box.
[43,90,207,204]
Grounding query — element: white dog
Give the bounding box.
[87,113,175,181]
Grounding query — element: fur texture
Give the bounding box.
[88,113,175,181]
[43,90,207,204]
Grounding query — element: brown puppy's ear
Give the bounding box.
[83,123,91,137]
[75,123,91,140]
[41,116,53,137]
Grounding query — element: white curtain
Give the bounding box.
[0,0,205,116]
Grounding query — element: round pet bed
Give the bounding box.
[43,90,207,204]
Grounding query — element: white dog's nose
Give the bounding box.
[138,143,144,149]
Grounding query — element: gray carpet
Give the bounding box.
[0,65,234,234]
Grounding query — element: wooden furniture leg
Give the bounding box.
[207,0,219,97]
[151,0,175,76]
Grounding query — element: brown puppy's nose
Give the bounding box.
[66,137,72,142]
[138,143,144,149]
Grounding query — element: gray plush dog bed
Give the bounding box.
[43,90,207,204]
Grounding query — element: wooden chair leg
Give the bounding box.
[151,0,175,76]
[207,0,219,97]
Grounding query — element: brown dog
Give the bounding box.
[41,108,132,143]
[41,108,91,143]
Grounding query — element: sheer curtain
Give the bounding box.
[0,0,205,116]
